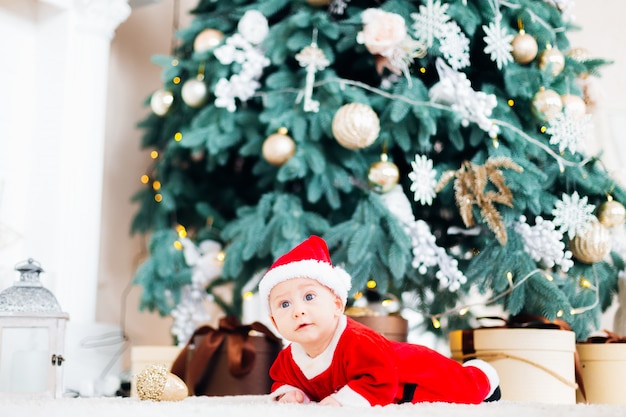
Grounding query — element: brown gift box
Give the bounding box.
[171,316,282,396]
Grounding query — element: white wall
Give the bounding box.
[567,1,626,182]
[0,0,130,323]
[97,0,199,363]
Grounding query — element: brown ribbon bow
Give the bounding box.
[460,314,588,403]
[170,316,282,395]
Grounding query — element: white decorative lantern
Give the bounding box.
[0,259,69,398]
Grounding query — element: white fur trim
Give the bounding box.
[464,359,499,398]
[259,259,352,313]
[332,385,371,407]
[290,315,347,379]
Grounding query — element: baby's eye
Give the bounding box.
[304,293,315,301]
[280,301,291,309]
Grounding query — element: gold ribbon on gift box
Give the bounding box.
[458,314,587,403]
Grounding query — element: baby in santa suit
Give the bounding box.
[258,235,500,407]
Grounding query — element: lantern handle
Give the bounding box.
[14,258,44,274]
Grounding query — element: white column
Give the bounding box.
[0,0,130,323]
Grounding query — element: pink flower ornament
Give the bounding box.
[357,8,407,56]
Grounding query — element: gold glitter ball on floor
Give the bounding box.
[136,364,189,401]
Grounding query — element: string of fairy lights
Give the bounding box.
[166,222,602,329]
[426,267,600,329]
[141,69,593,206]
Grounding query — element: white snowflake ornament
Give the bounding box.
[411,0,470,70]
[411,0,451,48]
[438,21,470,70]
[483,16,514,69]
[546,112,593,154]
[552,191,597,239]
[408,154,437,205]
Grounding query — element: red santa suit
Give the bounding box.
[269,315,494,406]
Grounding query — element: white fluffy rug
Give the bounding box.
[2,394,626,417]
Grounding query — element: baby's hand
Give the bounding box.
[278,390,306,403]
[319,396,341,407]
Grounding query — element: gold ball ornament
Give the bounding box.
[368,158,399,193]
[181,78,208,108]
[511,31,538,64]
[306,0,331,5]
[332,103,380,150]
[567,47,591,63]
[136,364,188,401]
[262,128,296,166]
[569,222,612,264]
[193,28,224,53]
[539,45,565,76]
[531,88,563,122]
[597,199,626,228]
[560,94,587,120]
[150,89,174,116]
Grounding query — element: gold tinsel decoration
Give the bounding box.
[436,157,523,245]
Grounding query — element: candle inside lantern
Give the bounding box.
[0,327,49,393]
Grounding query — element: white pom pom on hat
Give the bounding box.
[258,235,352,314]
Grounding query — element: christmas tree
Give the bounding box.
[131,0,626,344]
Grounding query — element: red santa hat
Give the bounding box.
[258,235,352,313]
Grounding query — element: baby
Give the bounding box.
[258,235,500,407]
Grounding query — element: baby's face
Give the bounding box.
[268,278,343,347]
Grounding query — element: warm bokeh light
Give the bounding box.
[176,224,187,238]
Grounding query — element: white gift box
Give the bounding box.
[449,328,577,404]
[576,342,626,404]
